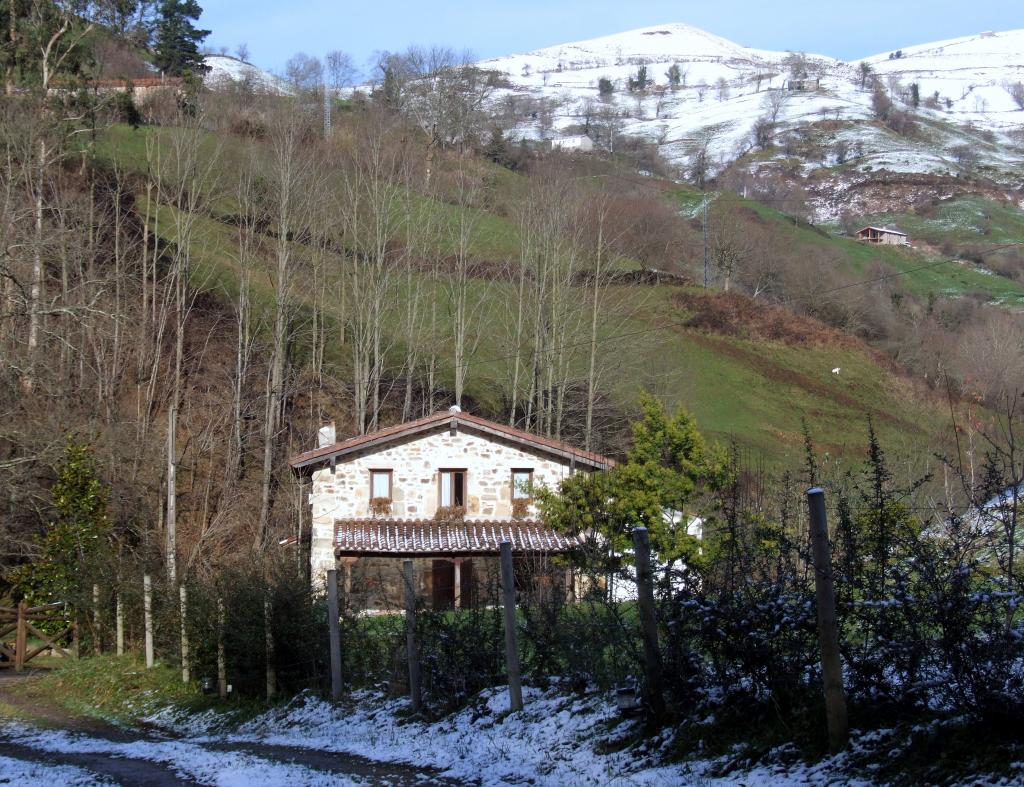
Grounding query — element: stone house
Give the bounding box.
[856,225,909,246]
[786,77,820,91]
[551,134,595,153]
[290,407,614,611]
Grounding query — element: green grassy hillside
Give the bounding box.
[95,124,961,467]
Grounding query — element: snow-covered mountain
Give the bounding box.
[862,31,1024,119]
[477,23,1024,208]
[203,55,291,95]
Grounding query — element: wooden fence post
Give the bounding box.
[179,584,190,683]
[92,583,101,654]
[14,601,27,672]
[499,542,524,712]
[143,573,154,669]
[264,592,277,700]
[115,591,124,656]
[403,559,421,713]
[327,568,342,700]
[807,487,849,752]
[216,597,227,700]
[632,527,666,719]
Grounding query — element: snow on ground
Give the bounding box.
[477,23,1024,183]
[860,29,1024,124]
[203,55,292,95]
[0,720,357,787]
[0,754,115,785]
[148,685,877,786]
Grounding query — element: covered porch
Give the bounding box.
[332,519,579,612]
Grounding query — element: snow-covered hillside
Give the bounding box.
[862,30,1024,120]
[477,23,1024,193]
[203,55,291,95]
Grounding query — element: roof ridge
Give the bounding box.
[290,410,614,470]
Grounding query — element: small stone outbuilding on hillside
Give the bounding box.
[856,225,909,246]
[290,407,614,611]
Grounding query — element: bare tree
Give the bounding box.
[1005,80,1024,110]
[406,57,494,150]
[285,52,324,94]
[439,163,489,405]
[336,110,410,433]
[326,50,357,90]
[762,88,790,125]
[256,105,322,552]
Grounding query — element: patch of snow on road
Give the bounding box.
[0,721,357,787]
[0,754,115,785]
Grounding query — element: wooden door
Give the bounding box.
[431,560,455,610]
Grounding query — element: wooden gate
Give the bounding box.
[0,601,78,670]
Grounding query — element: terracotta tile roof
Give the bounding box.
[290,410,614,472]
[334,519,580,556]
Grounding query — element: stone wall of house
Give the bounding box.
[308,426,578,587]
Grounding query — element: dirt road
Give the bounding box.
[0,670,461,786]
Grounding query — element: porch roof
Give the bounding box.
[334,518,580,557]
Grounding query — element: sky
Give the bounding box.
[199,1,1024,76]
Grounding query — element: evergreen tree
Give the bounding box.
[153,0,209,77]
[12,441,111,606]
[539,393,718,568]
[665,62,682,89]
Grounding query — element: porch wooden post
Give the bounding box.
[403,559,422,712]
[453,558,463,609]
[327,568,343,700]
[500,542,524,712]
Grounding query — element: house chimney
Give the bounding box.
[317,421,336,448]
[449,405,461,414]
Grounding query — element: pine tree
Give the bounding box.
[153,0,210,77]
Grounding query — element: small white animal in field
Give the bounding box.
[831,367,841,374]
